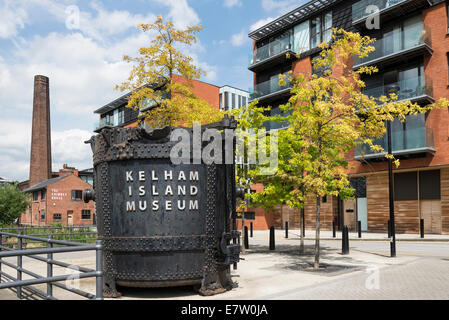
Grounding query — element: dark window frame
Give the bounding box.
[32,192,39,202]
[40,210,45,220]
[81,210,91,220]
[71,190,83,201]
[53,213,62,221]
[41,189,46,201]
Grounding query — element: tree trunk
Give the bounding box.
[314,196,321,269]
[299,207,305,254]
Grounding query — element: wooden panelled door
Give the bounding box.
[421,200,442,234]
[67,211,74,226]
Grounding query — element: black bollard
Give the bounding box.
[285,221,289,239]
[420,219,424,239]
[358,221,362,238]
[250,222,253,238]
[269,227,275,251]
[332,221,336,238]
[244,226,249,249]
[388,220,391,238]
[342,226,350,255]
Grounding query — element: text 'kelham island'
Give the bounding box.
[125,169,200,213]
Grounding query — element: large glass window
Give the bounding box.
[310,16,321,49]
[323,12,333,43]
[219,93,223,110]
[294,20,310,54]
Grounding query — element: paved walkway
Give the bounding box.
[1,236,448,300]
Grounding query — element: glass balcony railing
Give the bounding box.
[363,75,433,103]
[352,0,407,22]
[354,25,431,67]
[94,118,115,131]
[249,73,291,101]
[249,35,293,67]
[355,126,434,158]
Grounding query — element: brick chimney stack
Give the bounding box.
[29,75,52,187]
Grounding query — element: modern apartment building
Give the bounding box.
[219,86,250,111]
[247,0,449,234]
[94,76,220,132]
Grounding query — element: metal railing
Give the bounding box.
[0,226,98,245]
[249,34,293,67]
[250,72,291,101]
[352,0,407,22]
[363,75,433,103]
[354,24,432,67]
[0,231,103,300]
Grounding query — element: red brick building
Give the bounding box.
[21,166,95,226]
[246,0,449,234]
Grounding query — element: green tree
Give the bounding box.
[117,15,222,128]
[0,184,30,225]
[247,29,448,269]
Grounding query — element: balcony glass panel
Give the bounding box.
[249,33,293,67]
[352,0,407,22]
[363,75,432,103]
[355,114,434,158]
[250,72,291,100]
[354,19,431,67]
[95,118,115,131]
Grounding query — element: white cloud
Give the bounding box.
[261,0,302,15]
[0,0,28,39]
[231,30,246,47]
[154,0,200,29]
[224,0,243,8]
[250,17,275,32]
[0,119,93,181]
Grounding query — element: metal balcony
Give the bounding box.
[249,73,292,103]
[353,25,432,69]
[363,75,434,106]
[248,35,297,73]
[94,119,115,133]
[352,0,432,28]
[355,126,435,161]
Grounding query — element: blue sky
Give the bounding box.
[0,0,307,181]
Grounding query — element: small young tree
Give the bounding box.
[117,15,222,128]
[247,29,448,269]
[0,184,30,225]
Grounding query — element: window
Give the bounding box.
[33,192,39,202]
[419,170,440,200]
[40,210,45,220]
[322,196,327,203]
[310,16,321,49]
[232,93,236,109]
[219,93,223,110]
[394,172,418,201]
[118,107,125,125]
[81,210,91,220]
[53,213,62,221]
[323,12,333,43]
[242,97,247,106]
[294,20,310,54]
[41,189,46,201]
[224,92,229,110]
[71,190,83,201]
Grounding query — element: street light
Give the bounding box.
[385,84,399,258]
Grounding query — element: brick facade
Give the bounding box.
[21,174,95,226]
